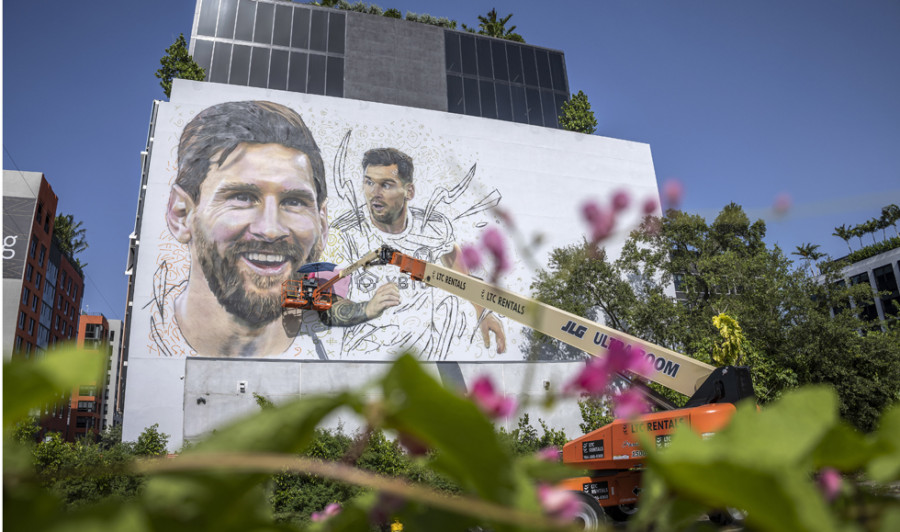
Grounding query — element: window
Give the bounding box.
[28,318,35,336]
[22,287,30,305]
[77,401,95,412]
[14,336,23,352]
[29,236,38,258]
[79,385,97,396]
[25,263,33,282]
[24,342,32,355]
[18,312,26,329]
[31,295,39,312]
[35,272,41,288]
[38,245,46,266]
[64,300,68,313]
[55,315,61,330]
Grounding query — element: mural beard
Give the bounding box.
[192,229,321,327]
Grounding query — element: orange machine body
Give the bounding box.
[281,276,334,311]
[558,403,736,506]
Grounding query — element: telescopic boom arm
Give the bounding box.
[356,245,715,397]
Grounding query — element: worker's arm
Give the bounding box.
[442,244,507,354]
[319,283,400,327]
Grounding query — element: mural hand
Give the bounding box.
[365,282,400,319]
[481,314,506,354]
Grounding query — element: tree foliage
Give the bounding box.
[4,344,900,531]
[155,33,206,99]
[558,90,598,134]
[530,203,900,431]
[53,213,88,270]
[133,423,169,457]
[462,8,525,42]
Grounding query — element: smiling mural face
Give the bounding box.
[190,142,327,326]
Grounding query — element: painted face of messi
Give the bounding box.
[363,164,414,233]
[190,143,327,326]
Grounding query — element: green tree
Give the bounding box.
[558,90,598,134]
[133,423,169,457]
[792,242,824,274]
[53,213,88,270]
[577,395,614,435]
[463,8,525,42]
[155,33,206,99]
[530,203,900,430]
[832,224,853,253]
[882,203,900,237]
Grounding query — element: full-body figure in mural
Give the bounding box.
[331,148,506,360]
[151,101,399,358]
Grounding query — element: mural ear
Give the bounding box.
[406,183,415,200]
[167,185,195,244]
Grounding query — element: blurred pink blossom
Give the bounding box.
[582,200,615,243]
[642,197,658,215]
[481,227,511,280]
[563,358,611,396]
[612,190,631,212]
[606,342,654,377]
[460,244,482,271]
[536,446,560,461]
[773,193,792,217]
[311,502,341,521]
[471,376,517,419]
[662,179,683,210]
[537,484,581,521]
[817,468,842,502]
[612,389,650,419]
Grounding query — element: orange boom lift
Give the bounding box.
[282,246,754,525]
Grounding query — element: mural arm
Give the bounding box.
[319,284,400,327]
[441,244,507,354]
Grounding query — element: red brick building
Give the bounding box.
[4,170,87,440]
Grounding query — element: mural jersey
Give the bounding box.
[331,205,467,360]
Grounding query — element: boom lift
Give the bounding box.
[282,245,755,524]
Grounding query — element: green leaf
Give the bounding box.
[811,422,872,471]
[867,403,900,483]
[190,392,361,454]
[3,345,107,428]
[379,354,516,504]
[644,387,846,532]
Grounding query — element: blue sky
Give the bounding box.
[4,0,900,320]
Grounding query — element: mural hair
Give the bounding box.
[362,147,414,184]
[176,101,327,206]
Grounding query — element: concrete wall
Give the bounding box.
[3,279,24,357]
[343,12,448,112]
[182,358,587,446]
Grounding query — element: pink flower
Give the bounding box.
[662,179,683,210]
[564,358,611,396]
[582,200,615,243]
[537,484,580,521]
[642,197,658,215]
[817,468,842,502]
[481,227,511,281]
[612,190,630,212]
[470,376,517,419]
[773,193,792,217]
[460,244,482,271]
[311,502,341,521]
[604,340,654,378]
[536,446,560,461]
[611,389,649,419]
